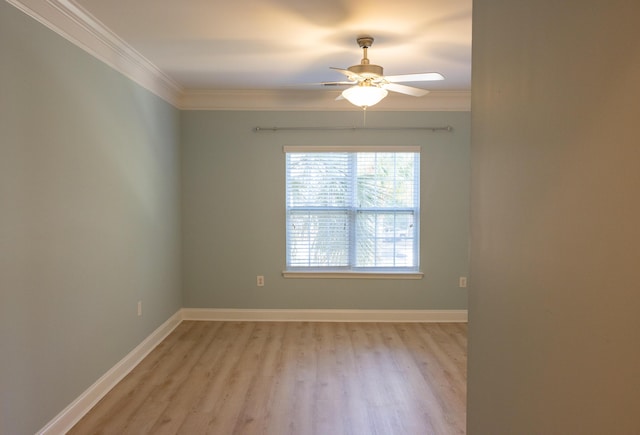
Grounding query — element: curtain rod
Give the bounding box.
[253,125,453,132]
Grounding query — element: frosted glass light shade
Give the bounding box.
[342,85,388,108]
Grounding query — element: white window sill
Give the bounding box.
[282,271,424,280]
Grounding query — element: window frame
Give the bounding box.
[283,145,423,279]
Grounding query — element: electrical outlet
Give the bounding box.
[257,275,265,287]
[459,277,467,288]
[137,300,143,316]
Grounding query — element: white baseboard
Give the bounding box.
[181,308,468,323]
[38,310,183,435]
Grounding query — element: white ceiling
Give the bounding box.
[73,0,472,93]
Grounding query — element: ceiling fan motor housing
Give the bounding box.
[347,63,384,78]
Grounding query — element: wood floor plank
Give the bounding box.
[230,322,286,434]
[69,321,467,435]
[175,322,259,434]
[394,323,467,433]
[377,323,444,434]
[311,322,349,435]
[145,321,227,434]
[122,321,225,434]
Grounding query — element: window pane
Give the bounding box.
[355,211,416,268]
[287,153,351,207]
[288,210,350,267]
[357,153,417,208]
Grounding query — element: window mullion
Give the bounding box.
[349,153,357,269]
[413,153,420,269]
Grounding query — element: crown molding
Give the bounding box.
[179,89,471,111]
[7,0,183,106]
[8,0,471,112]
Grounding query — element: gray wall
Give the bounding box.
[181,110,470,309]
[0,3,182,434]
[468,0,640,433]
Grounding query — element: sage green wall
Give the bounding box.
[0,3,182,434]
[468,0,640,433]
[181,110,470,309]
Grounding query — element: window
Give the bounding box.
[284,146,421,277]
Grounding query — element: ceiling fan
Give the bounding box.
[323,36,444,109]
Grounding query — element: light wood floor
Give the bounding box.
[69,321,467,435]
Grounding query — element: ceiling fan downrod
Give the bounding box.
[349,36,383,77]
[357,36,374,65]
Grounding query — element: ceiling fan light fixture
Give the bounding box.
[342,85,388,108]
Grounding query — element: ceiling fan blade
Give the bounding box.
[330,67,353,76]
[330,67,362,81]
[382,83,430,97]
[320,81,357,86]
[384,72,445,83]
